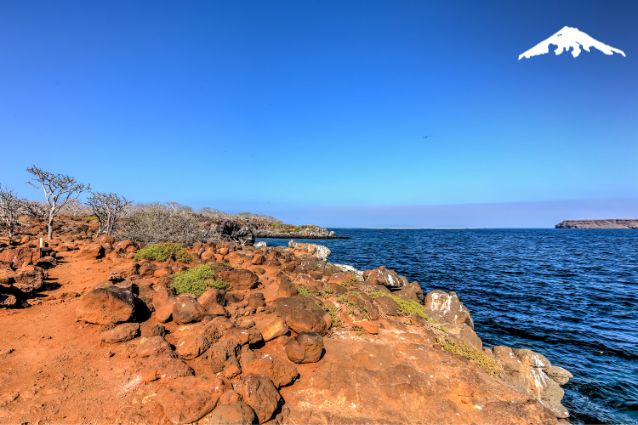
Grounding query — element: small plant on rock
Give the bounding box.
[172,264,226,296]
[135,242,192,262]
[439,336,503,375]
[296,285,314,297]
[370,291,436,324]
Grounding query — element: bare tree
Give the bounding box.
[26,166,90,239]
[87,192,130,235]
[60,198,91,218]
[0,184,23,241]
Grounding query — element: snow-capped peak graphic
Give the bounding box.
[519,26,626,60]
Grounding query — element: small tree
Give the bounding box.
[21,200,48,222]
[26,166,90,239]
[87,192,130,235]
[0,184,23,241]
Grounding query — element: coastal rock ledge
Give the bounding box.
[556,219,638,229]
[0,223,572,424]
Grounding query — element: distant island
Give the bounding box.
[555,219,638,229]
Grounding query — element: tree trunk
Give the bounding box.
[47,217,54,240]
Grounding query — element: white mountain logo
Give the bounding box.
[519,26,626,60]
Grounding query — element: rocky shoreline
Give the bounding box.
[556,219,638,229]
[254,230,348,239]
[0,217,572,424]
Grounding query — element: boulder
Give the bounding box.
[395,282,424,303]
[198,288,227,316]
[114,239,137,255]
[0,247,34,269]
[0,269,14,285]
[140,356,194,383]
[207,401,256,425]
[76,285,135,325]
[273,296,331,335]
[492,346,572,419]
[141,322,167,338]
[288,241,331,260]
[200,247,215,261]
[274,274,298,298]
[172,294,205,324]
[82,243,106,260]
[424,290,473,328]
[238,375,281,423]
[35,255,57,269]
[363,266,408,289]
[285,333,324,364]
[251,253,264,265]
[152,287,176,323]
[240,350,299,387]
[135,336,174,358]
[218,269,258,290]
[156,376,224,424]
[171,324,212,359]
[13,266,45,293]
[101,323,140,343]
[254,313,289,341]
[0,293,18,307]
[247,292,265,309]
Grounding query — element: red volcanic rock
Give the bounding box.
[254,312,289,341]
[208,401,256,425]
[241,350,299,387]
[135,336,174,358]
[238,374,282,423]
[172,294,205,324]
[100,323,140,343]
[198,288,227,316]
[218,269,259,290]
[363,266,408,289]
[424,290,473,328]
[13,266,45,293]
[285,333,324,364]
[76,285,135,325]
[156,376,224,424]
[273,296,331,335]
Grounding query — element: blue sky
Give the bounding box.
[0,0,636,227]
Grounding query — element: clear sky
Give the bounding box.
[1,0,636,227]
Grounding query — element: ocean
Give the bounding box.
[260,229,638,424]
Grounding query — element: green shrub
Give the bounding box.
[321,304,342,327]
[439,337,503,375]
[172,265,226,296]
[296,285,313,297]
[370,291,436,324]
[135,242,191,262]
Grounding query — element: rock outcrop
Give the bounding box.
[556,219,638,229]
[0,217,573,424]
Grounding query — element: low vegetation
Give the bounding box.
[135,242,192,262]
[171,264,227,296]
[370,291,436,324]
[439,336,503,375]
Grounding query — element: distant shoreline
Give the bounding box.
[555,219,638,229]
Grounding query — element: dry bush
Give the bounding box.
[122,203,213,245]
[0,184,23,240]
[87,192,130,235]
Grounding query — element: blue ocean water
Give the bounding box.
[261,229,638,424]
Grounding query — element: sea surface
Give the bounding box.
[260,229,638,425]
